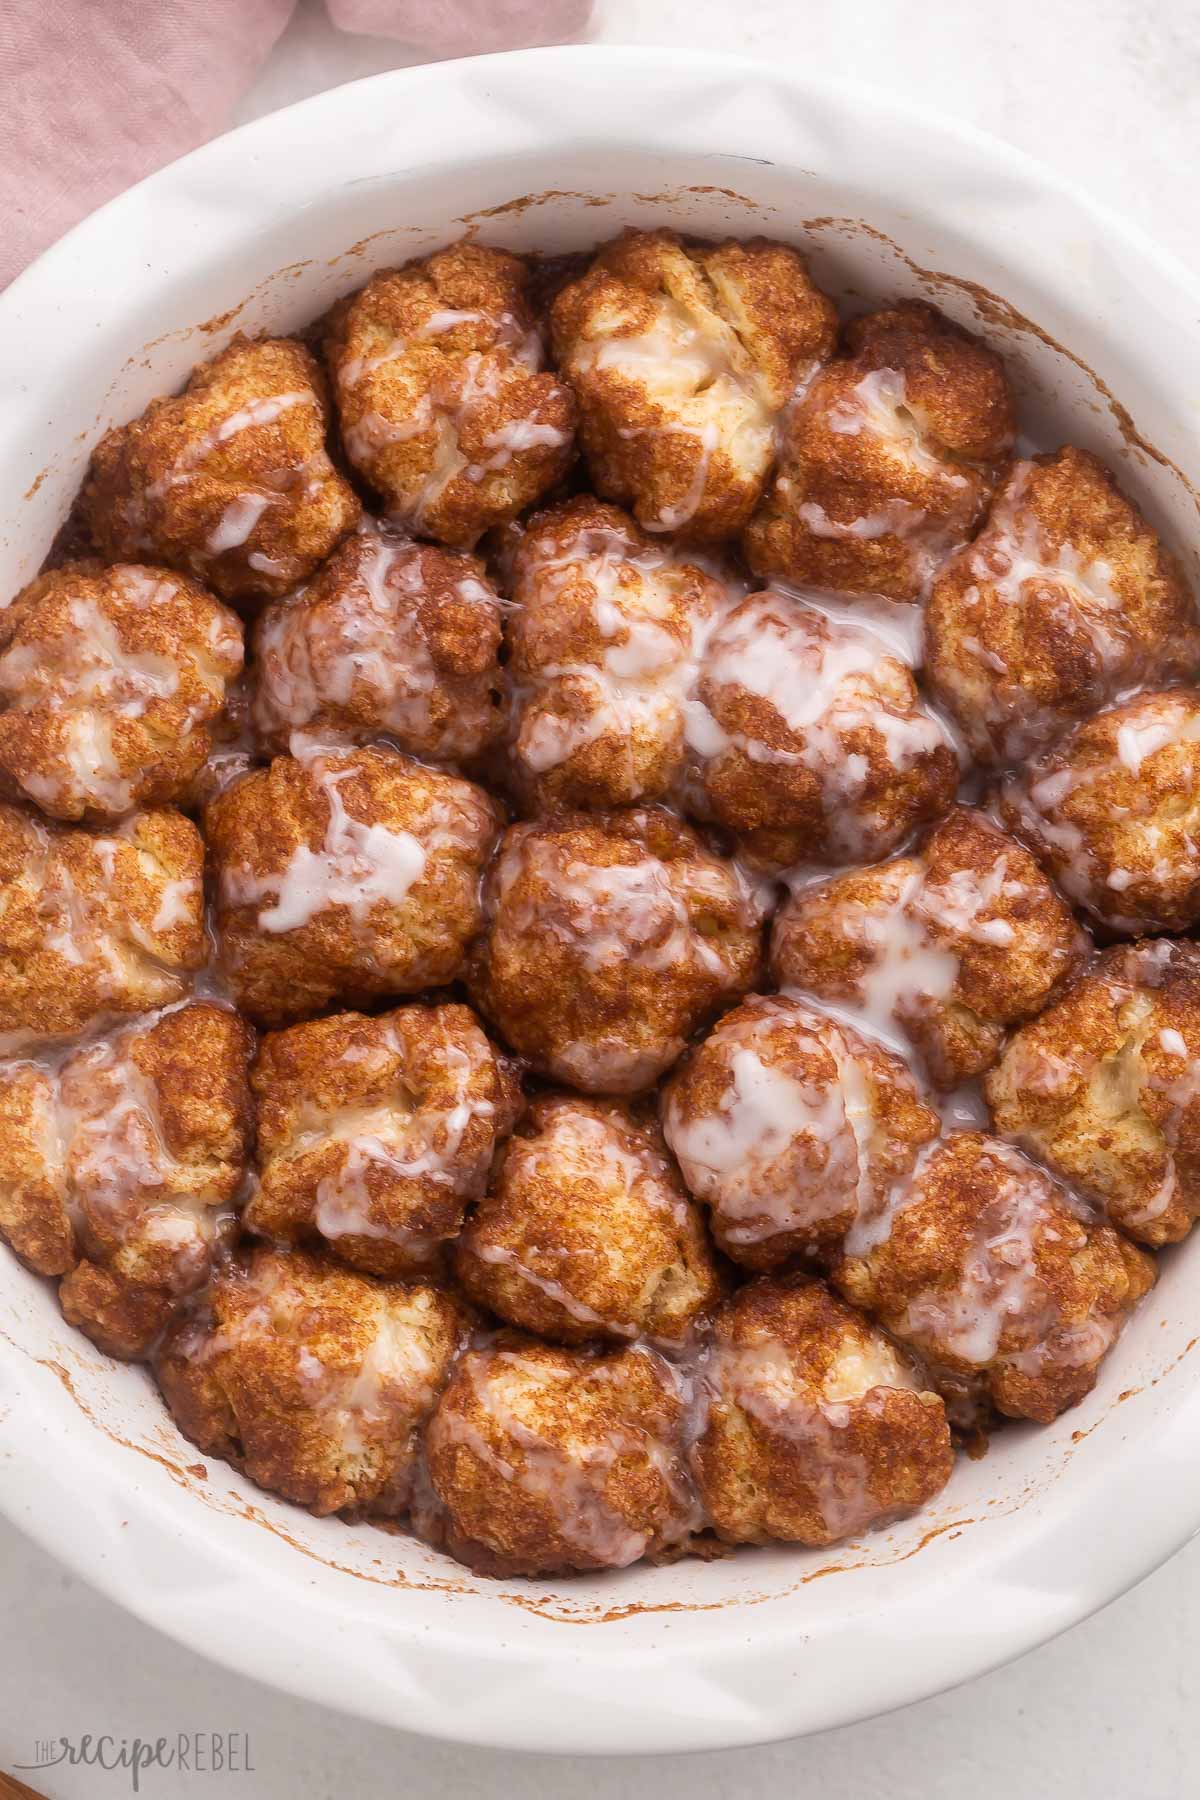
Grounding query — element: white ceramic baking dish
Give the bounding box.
[1,44,1198,1756]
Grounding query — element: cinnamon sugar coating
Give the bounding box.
[327,243,575,549]
[157,1246,471,1515]
[552,229,837,543]
[693,1276,953,1546]
[84,335,360,604]
[744,301,1014,600]
[926,448,1200,764]
[0,1002,252,1358]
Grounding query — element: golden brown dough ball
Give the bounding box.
[253,519,506,763]
[506,495,727,810]
[207,744,501,1026]
[454,1094,719,1346]
[424,1338,699,1575]
[692,1275,953,1546]
[661,993,939,1268]
[0,1003,252,1358]
[834,1132,1155,1423]
[326,243,574,549]
[0,561,243,820]
[685,587,958,867]
[744,302,1014,600]
[156,1246,470,1516]
[466,809,763,1094]
[551,229,837,544]
[986,939,1200,1246]
[926,449,1200,764]
[999,688,1200,932]
[246,1002,520,1277]
[84,335,360,604]
[770,808,1089,1089]
[0,803,205,1049]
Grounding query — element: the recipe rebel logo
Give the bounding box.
[8,1731,255,1793]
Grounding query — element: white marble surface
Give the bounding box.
[4,1,1200,1793]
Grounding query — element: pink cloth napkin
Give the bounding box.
[0,0,592,289]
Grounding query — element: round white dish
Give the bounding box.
[0,43,1198,1757]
